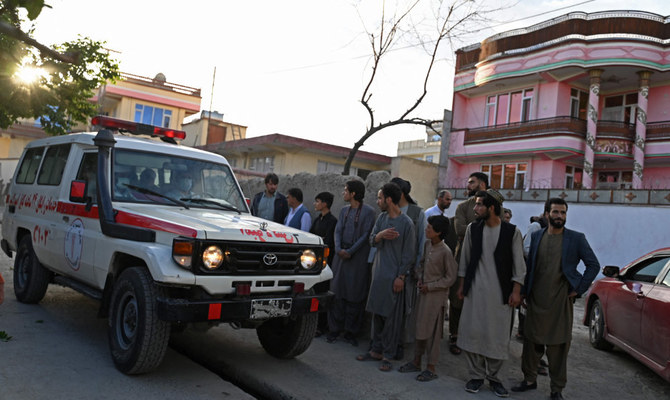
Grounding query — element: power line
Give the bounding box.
[266,0,595,74]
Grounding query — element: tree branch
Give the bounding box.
[0,20,79,64]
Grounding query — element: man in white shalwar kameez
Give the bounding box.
[456,189,525,398]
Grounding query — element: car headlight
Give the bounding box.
[202,246,224,269]
[300,249,317,269]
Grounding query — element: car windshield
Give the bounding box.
[111,148,247,212]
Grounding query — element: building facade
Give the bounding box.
[1,72,201,185]
[445,10,670,192]
[181,110,247,148]
[397,111,452,164]
[199,133,392,180]
[95,72,201,130]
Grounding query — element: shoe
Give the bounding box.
[550,392,564,400]
[449,336,462,355]
[537,365,548,376]
[326,333,338,343]
[489,381,509,398]
[416,370,438,382]
[343,332,359,347]
[511,381,537,392]
[465,379,484,393]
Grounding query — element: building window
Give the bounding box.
[602,93,638,123]
[317,160,357,176]
[425,155,434,163]
[249,156,274,173]
[570,88,588,119]
[565,165,583,189]
[134,104,172,128]
[485,89,533,126]
[481,163,526,189]
[597,170,632,189]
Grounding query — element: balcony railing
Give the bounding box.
[595,120,635,140]
[457,117,655,145]
[460,116,586,144]
[646,121,670,141]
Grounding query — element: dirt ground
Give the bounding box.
[2,250,669,399]
[434,298,670,399]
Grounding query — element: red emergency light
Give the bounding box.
[91,116,186,140]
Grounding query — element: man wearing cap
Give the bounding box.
[456,189,526,397]
[449,172,489,355]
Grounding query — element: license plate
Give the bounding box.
[250,298,292,319]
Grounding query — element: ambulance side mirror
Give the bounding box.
[69,180,88,203]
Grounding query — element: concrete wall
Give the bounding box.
[237,171,391,218]
[237,170,668,273]
[440,199,669,274]
[390,156,439,209]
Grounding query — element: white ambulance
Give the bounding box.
[1,116,333,374]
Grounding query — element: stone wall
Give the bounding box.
[237,171,393,218]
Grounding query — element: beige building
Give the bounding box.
[396,111,452,164]
[200,134,391,180]
[1,72,202,184]
[181,111,247,147]
[95,72,201,129]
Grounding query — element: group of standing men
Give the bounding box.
[250,171,601,400]
[450,172,600,399]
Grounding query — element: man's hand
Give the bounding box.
[393,277,404,293]
[337,249,351,260]
[568,291,578,299]
[456,278,464,300]
[417,280,428,294]
[376,227,399,242]
[508,291,522,308]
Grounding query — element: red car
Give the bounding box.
[583,248,670,382]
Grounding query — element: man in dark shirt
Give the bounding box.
[250,173,289,224]
[310,191,337,336]
[311,192,337,265]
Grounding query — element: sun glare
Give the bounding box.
[15,65,47,84]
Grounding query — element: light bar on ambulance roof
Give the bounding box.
[91,116,186,140]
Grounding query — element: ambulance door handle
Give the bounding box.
[8,205,15,213]
[62,216,69,223]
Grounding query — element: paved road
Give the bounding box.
[2,251,669,399]
[0,253,254,400]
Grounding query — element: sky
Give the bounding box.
[26,0,670,157]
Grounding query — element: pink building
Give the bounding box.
[446,10,670,191]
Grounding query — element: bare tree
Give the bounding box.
[342,0,497,175]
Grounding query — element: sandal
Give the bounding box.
[379,360,393,372]
[416,370,438,382]
[398,362,421,373]
[356,352,382,362]
[449,336,462,355]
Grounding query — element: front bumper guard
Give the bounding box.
[156,291,333,322]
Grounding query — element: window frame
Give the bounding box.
[15,147,45,185]
[37,144,72,186]
[481,162,527,189]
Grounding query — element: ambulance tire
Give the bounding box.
[108,267,170,374]
[257,312,318,359]
[13,235,52,304]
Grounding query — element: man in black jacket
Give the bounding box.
[250,173,289,223]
